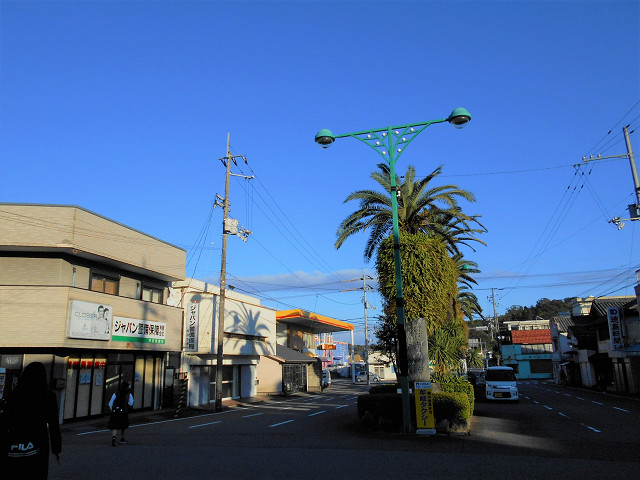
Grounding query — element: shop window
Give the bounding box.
[142,286,163,304]
[90,273,119,295]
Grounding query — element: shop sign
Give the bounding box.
[185,303,198,352]
[414,381,436,435]
[607,307,625,351]
[68,300,112,341]
[0,355,23,369]
[112,316,166,344]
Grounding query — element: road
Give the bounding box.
[50,379,640,479]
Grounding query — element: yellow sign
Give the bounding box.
[414,381,436,434]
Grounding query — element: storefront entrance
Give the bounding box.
[283,363,307,393]
[64,352,162,420]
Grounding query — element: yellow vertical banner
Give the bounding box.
[414,381,436,435]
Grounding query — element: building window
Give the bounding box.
[90,274,118,295]
[142,286,163,304]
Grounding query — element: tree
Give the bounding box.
[428,318,468,375]
[375,231,458,333]
[371,315,397,373]
[335,163,484,261]
[502,297,574,322]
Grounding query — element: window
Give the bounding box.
[90,273,118,295]
[142,286,163,303]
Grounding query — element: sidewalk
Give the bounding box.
[60,394,277,433]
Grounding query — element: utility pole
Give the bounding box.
[487,288,499,340]
[580,125,639,227]
[623,125,640,218]
[341,273,375,384]
[214,133,252,411]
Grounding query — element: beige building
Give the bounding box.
[168,279,276,406]
[257,309,353,394]
[0,204,185,422]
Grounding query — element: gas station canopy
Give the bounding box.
[276,309,354,335]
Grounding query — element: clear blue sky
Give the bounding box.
[1,0,639,345]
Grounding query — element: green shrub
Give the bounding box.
[433,373,475,414]
[433,392,471,424]
[357,393,403,429]
[369,383,398,394]
[357,389,471,432]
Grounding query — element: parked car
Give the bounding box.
[356,371,380,383]
[485,366,518,401]
[322,369,331,388]
[467,368,486,387]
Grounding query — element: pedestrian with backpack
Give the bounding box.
[0,361,62,479]
[108,381,133,446]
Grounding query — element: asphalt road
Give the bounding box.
[49,379,640,480]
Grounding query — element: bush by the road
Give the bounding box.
[357,390,471,433]
[435,375,475,414]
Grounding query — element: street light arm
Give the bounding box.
[334,119,449,163]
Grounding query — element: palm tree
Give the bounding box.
[458,285,484,321]
[335,163,484,260]
[425,208,487,256]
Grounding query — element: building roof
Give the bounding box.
[270,344,317,364]
[511,329,552,345]
[590,297,637,318]
[276,309,354,334]
[551,316,574,333]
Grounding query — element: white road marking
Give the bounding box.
[558,412,570,418]
[335,405,348,409]
[577,397,585,401]
[77,410,233,435]
[308,411,326,417]
[533,400,540,404]
[543,405,553,410]
[581,423,601,433]
[268,420,295,428]
[592,401,604,406]
[613,407,630,413]
[189,420,222,429]
[242,413,263,418]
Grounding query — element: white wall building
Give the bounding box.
[169,279,276,406]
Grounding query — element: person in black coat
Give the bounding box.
[0,361,62,479]
[108,381,133,446]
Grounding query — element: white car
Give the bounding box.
[322,370,331,388]
[356,372,380,383]
[485,366,519,401]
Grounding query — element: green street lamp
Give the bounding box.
[315,108,471,433]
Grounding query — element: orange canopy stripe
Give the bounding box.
[276,309,354,331]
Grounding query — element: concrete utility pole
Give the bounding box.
[341,273,375,384]
[581,125,639,227]
[623,125,640,217]
[214,133,252,411]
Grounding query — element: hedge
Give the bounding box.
[436,376,475,414]
[357,390,471,432]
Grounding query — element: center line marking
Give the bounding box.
[559,412,570,418]
[268,420,295,428]
[308,411,326,417]
[581,424,601,433]
[189,420,221,429]
[613,407,629,413]
[543,405,553,410]
[592,401,604,406]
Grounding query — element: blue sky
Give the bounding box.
[1,0,639,345]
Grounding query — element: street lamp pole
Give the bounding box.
[315,108,471,433]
